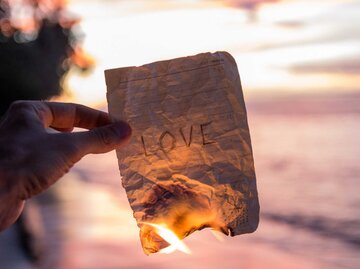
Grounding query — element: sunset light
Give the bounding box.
[1,1,359,269]
[66,0,360,105]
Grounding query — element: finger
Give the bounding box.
[37,101,112,130]
[54,121,132,160]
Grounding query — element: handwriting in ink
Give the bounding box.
[179,125,193,147]
[141,121,215,156]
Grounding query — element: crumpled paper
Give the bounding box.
[105,51,259,255]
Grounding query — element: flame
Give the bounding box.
[141,222,191,254]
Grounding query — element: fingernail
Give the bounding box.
[113,121,132,140]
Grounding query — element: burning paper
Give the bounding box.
[105,51,259,255]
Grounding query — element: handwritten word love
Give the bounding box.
[141,121,215,156]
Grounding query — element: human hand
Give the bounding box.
[0,101,131,231]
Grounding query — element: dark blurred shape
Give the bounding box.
[224,0,280,9]
[223,0,281,21]
[0,0,94,115]
[0,0,94,263]
[262,212,360,247]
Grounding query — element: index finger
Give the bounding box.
[39,101,112,130]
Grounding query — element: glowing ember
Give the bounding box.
[141,222,191,255]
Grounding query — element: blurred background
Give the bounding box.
[0,0,359,268]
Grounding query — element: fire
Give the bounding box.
[141,222,191,255]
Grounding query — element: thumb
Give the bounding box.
[69,121,132,157]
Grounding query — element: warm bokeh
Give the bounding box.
[66,0,360,105]
[0,1,359,269]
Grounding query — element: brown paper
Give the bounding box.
[105,51,259,254]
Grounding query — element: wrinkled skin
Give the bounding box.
[0,101,131,231]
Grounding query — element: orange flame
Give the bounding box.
[141,222,191,255]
